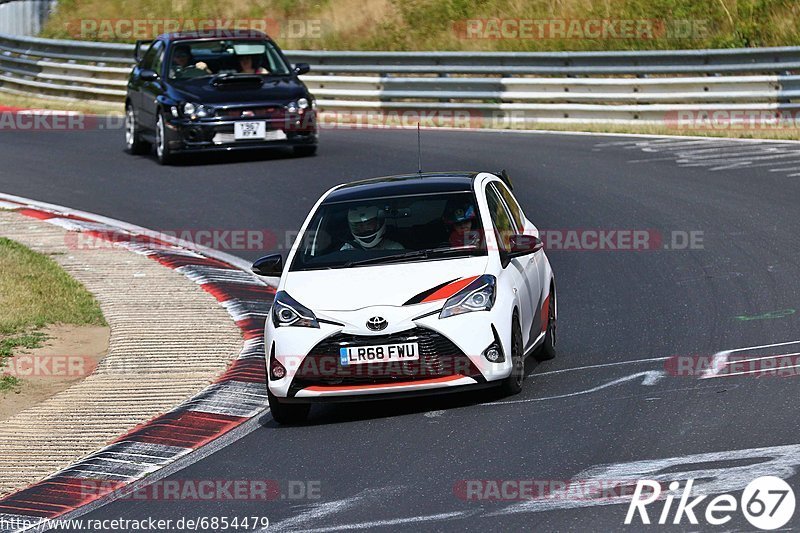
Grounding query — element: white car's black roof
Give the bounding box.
[324,172,480,203]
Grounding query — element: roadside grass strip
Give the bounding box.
[0,237,105,392]
[0,199,276,532]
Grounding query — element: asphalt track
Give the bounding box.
[1,125,800,531]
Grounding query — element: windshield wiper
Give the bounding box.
[343,250,429,268]
[342,247,482,268]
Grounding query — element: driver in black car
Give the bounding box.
[170,44,210,78]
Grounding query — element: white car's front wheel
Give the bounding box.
[500,314,524,396]
[535,283,557,362]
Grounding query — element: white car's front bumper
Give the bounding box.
[266,302,517,401]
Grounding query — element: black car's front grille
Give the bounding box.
[289,327,480,393]
[218,106,285,119]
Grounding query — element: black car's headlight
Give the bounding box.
[272,291,319,328]
[182,102,215,119]
[286,98,310,114]
[439,275,496,319]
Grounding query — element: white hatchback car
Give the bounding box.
[253,171,557,424]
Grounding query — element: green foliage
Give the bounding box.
[0,238,105,336]
[0,237,105,393]
[0,333,46,392]
[38,0,800,50]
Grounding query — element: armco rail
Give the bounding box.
[2,31,800,124]
[0,0,53,37]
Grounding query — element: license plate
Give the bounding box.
[339,343,419,366]
[234,121,266,140]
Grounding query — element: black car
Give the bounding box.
[124,30,318,164]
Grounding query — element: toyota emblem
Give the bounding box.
[366,316,388,331]
[241,110,255,118]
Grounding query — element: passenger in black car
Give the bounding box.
[236,54,269,74]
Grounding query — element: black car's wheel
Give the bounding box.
[293,145,317,157]
[155,112,176,165]
[268,390,310,425]
[124,105,149,155]
[534,283,557,362]
[500,314,524,396]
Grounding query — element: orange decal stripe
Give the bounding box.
[420,276,480,303]
[304,375,466,392]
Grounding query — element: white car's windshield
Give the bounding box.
[290,192,487,271]
[168,39,291,80]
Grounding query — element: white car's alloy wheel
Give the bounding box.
[501,315,525,395]
[535,284,557,361]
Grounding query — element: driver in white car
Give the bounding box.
[341,206,404,251]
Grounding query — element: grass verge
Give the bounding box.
[39,0,800,51]
[0,91,123,116]
[0,237,106,391]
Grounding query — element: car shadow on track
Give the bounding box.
[127,147,314,167]
[259,357,543,428]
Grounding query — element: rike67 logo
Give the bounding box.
[626,476,795,529]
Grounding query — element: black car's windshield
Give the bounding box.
[167,39,291,80]
[290,192,487,271]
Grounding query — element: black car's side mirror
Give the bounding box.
[134,39,153,63]
[293,63,310,75]
[140,69,159,82]
[508,234,544,257]
[252,254,283,277]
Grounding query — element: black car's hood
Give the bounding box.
[169,75,308,105]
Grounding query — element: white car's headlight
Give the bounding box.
[439,275,496,319]
[272,291,319,328]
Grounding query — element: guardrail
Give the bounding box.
[0,0,54,36]
[2,31,800,124]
